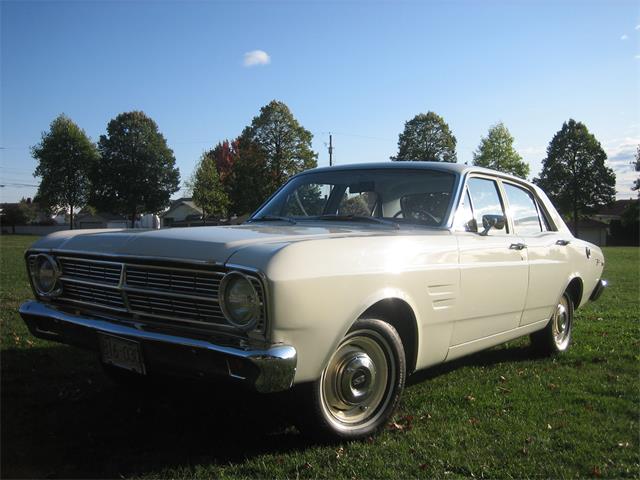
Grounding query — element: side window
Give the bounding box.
[536,201,553,231]
[503,183,543,235]
[467,177,508,235]
[453,190,477,232]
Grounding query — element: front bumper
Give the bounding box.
[19,300,297,393]
[589,279,608,302]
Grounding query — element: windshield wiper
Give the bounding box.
[314,215,400,230]
[249,215,297,224]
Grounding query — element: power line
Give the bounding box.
[319,131,395,142]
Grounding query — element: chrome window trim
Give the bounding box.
[457,173,513,235]
[499,179,558,235]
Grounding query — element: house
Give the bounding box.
[74,211,128,229]
[591,199,636,224]
[161,198,203,227]
[571,218,609,246]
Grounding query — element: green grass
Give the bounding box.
[1,234,638,479]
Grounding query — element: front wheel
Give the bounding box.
[302,319,406,440]
[530,292,574,355]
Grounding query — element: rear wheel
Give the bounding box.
[531,292,574,355]
[301,319,406,440]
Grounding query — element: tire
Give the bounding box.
[300,318,406,440]
[530,292,574,355]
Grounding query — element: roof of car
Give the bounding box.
[305,161,525,182]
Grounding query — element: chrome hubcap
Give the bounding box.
[552,296,571,348]
[320,331,394,427]
[338,353,376,405]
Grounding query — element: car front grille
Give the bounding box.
[34,255,267,334]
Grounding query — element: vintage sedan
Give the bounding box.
[19,162,606,439]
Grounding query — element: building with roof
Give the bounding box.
[161,198,203,227]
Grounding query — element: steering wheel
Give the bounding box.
[393,209,439,225]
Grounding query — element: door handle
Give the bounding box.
[509,243,527,250]
[556,239,571,246]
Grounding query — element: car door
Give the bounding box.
[450,175,529,347]
[501,181,570,326]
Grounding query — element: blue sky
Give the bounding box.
[1,0,638,203]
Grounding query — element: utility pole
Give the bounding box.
[328,134,333,166]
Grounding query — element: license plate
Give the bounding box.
[98,334,145,375]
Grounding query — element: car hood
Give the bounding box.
[30,223,412,264]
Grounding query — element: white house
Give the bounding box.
[161,198,203,227]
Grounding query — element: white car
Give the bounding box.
[20,162,606,439]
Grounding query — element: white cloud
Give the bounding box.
[621,34,629,40]
[603,136,639,198]
[243,50,271,67]
[635,54,640,60]
[636,24,640,30]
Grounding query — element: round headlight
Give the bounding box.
[219,271,259,329]
[32,254,62,297]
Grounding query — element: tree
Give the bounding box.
[534,119,615,236]
[633,145,639,195]
[392,111,457,162]
[228,136,270,216]
[238,100,317,201]
[31,114,99,229]
[209,139,237,186]
[91,111,180,227]
[473,122,529,178]
[186,151,230,222]
[0,203,28,233]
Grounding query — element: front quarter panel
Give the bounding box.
[228,232,459,383]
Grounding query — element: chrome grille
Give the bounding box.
[59,257,122,285]
[127,292,225,325]
[62,282,126,311]
[34,254,267,334]
[125,265,223,297]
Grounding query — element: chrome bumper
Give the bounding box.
[19,300,297,393]
[589,279,607,302]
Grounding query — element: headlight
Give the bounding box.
[219,271,259,330]
[31,254,62,297]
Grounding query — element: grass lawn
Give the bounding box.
[1,234,638,479]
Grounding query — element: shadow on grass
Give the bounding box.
[2,340,538,478]
[0,345,312,479]
[407,341,536,387]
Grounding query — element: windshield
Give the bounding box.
[251,168,458,228]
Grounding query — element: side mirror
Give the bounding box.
[480,214,505,236]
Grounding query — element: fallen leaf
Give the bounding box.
[591,465,601,477]
[465,395,476,402]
